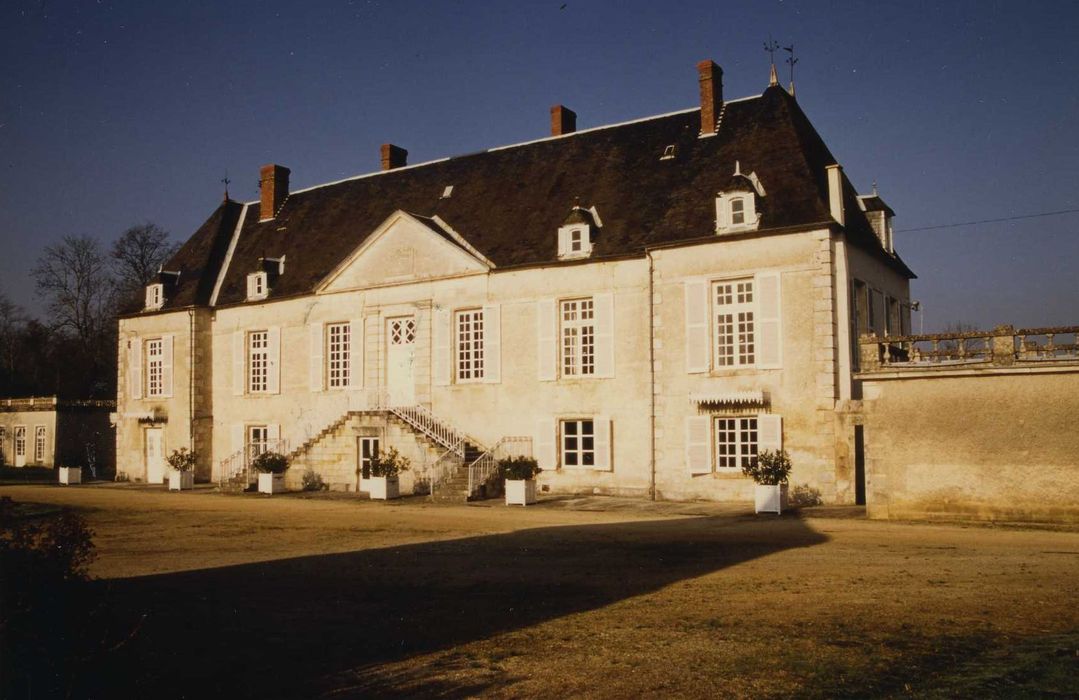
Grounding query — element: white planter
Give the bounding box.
[754,483,789,514]
[58,467,82,485]
[168,469,194,491]
[505,479,537,506]
[258,472,286,495]
[368,475,400,500]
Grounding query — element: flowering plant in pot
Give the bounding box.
[252,451,289,495]
[166,447,197,491]
[499,456,541,506]
[368,447,410,500]
[742,449,792,514]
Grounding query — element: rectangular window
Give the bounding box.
[886,297,901,337]
[14,426,26,458]
[561,419,595,468]
[248,331,269,393]
[247,425,268,459]
[561,298,595,377]
[455,309,485,381]
[730,197,745,225]
[146,338,164,397]
[359,437,379,479]
[327,322,351,389]
[714,279,755,366]
[715,416,758,471]
[34,426,46,463]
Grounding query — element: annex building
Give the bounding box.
[115,59,917,505]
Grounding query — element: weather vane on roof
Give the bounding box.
[221,172,231,201]
[764,36,780,87]
[783,44,799,96]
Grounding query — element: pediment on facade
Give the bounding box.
[318,211,491,292]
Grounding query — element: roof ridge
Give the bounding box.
[250,95,764,202]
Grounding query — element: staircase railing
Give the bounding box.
[420,440,465,496]
[373,392,478,456]
[218,438,290,486]
[468,436,533,496]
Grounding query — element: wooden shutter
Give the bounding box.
[483,304,501,384]
[557,229,569,257]
[684,280,709,373]
[433,308,451,386]
[309,323,324,392]
[593,416,611,471]
[348,319,363,390]
[685,415,712,475]
[755,272,782,369]
[593,293,614,378]
[536,299,557,381]
[267,326,281,394]
[267,423,280,446]
[535,417,557,470]
[246,275,256,300]
[757,414,783,453]
[129,338,143,400]
[161,335,174,398]
[232,331,245,396]
[715,194,729,230]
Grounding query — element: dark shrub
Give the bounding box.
[498,456,541,481]
[251,451,289,474]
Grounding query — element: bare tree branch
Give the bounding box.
[110,223,178,308]
[32,235,114,348]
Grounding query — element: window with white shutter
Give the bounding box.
[536,300,557,381]
[129,338,143,400]
[309,323,324,392]
[348,319,363,389]
[535,417,556,469]
[482,304,501,384]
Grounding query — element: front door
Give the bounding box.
[13,426,26,467]
[145,428,165,484]
[358,436,380,492]
[386,316,416,406]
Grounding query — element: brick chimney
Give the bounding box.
[697,60,723,136]
[259,164,290,221]
[550,105,577,136]
[381,144,408,171]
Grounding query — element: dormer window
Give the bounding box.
[247,272,269,301]
[557,205,600,261]
[715,161,765,235]
[145,283,164,311]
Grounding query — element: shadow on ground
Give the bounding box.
[86,513,826,698]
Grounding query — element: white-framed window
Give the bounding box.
[247,425,269,458]
[715,191,760,233]
[248,330,269,393]
[145,284,164,311]
[714,416,757,471]
[326,322,351,389]
[730,197,746,226]
[561,298,595,377]
[14,426,26,459]
[558,225,593,259]
[455,309,485,382]
[713,279,755,366]
[145,338,164,397]
[34,426,46,463]
[561,419,595,468]
[247,272,268,301]
[359,437,379,479]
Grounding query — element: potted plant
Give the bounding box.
[499,456,541,506]
[252,451,289,495]
[166,447,197,491]
[368,447,410,500]
[58,465,82,485]
[742,449,792,514]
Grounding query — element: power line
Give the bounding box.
[896,207,1079,233]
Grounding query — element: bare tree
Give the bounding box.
[32,235,114,349]
[110,223,178,311]
[0,290,25,390]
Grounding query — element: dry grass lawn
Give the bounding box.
[3,483,1077,698]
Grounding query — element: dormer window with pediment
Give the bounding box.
[558,205,601,260]
[246,256,285,302]
[715,161,766,235]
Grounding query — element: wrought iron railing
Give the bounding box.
[468,436,533,496]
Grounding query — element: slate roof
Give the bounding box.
[157,85,913,312]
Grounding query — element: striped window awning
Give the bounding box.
[690,390,766,406]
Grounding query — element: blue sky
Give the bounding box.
[2,0,1077,330]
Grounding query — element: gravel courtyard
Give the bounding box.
[3,484,1076,698]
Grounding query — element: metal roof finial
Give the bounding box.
[764,36,780,87]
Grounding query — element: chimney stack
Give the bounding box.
[550,105,577,136]
[697,60,723,136]
[826,164,845,226]
[381,144,408,171]
[259,164,290,221]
